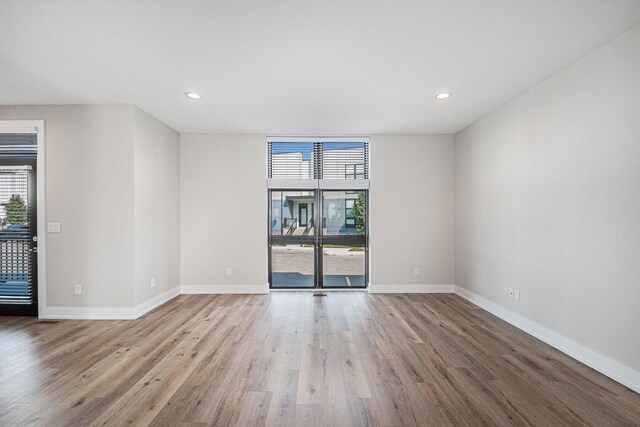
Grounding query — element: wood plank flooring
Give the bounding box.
[1,293,639,426]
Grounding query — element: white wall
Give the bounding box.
[0,105,136,309]
[0,105,181,315]
[133,107,180,305]
[455,24,640,377]
[370,135,455,290]
[180,134,268,291]
[180,133,456,291]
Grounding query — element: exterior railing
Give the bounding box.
[284,218,298,236]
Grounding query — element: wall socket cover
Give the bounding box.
[225,267,232,276]
[75,284,82,295]
[414,267,421,276]
[150,278,156,288]
[47,223,61,233]
[514,289,521,301]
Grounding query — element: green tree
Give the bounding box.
[6,194,27,224]
[352,192,366,233]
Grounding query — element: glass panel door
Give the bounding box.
[269,190,317,288]
[320,191,367,289]
[0,156,38,316]
[269,189,368,290]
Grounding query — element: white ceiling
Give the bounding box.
[1,1,640,134]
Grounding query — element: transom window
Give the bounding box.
[267,138,369,180]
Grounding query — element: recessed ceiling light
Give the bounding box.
[186,92,201,99]
[435,92,451,100]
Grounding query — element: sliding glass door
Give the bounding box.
[269,189,367,289]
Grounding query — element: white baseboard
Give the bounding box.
[40,285,266,319]
[133,287,180,318]
[454,286,640,394]
[180,284,269,294]
[369,284,454,293]
[41,287,180,320]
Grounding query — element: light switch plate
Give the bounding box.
[47,223,61,233]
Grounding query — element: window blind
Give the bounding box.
[0,133,37,155]
[267,139,369,180]
[268,141,315,179]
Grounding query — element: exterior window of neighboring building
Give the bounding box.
[344,164,365,179]
[345,198,356,228]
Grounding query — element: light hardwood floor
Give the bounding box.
[1,293,639,426]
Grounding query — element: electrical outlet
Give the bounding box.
[225,267,232,276]
[509,288,514,299]
[514,289,520,301]
[414,267,421,276]
[47,223,61,233]
[150,277,156,288]
[75,284,82,295]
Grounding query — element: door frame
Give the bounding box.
[0,120,46,317]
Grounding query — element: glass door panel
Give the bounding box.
[322,244,366,288]
[271,190,315,237]
[270,190,318,289]
[271,242,315,288]
[321,191,366,236]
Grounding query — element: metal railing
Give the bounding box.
[303,218,314,236]
[284,218,298,236]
